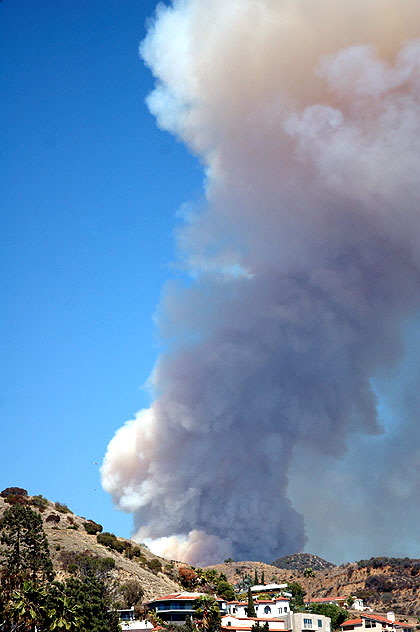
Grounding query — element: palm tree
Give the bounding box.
[194,595,221,632]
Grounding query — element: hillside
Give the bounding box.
[0,492,182,602]
[206,557,420,618]
[2,491,420,620]
[272,553,336,572]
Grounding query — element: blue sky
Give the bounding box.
[1,0,203,536]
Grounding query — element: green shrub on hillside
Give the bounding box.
[30,495,49,511]
[60,550,116,576]
[147,558,162,574]
[96,531,126,553]
[54,501,72,514]
[357,557,419,570]
[124,544,142,559]
[83,520,103,535]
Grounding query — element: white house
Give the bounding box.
[227,597,291,617]
[222,615,288,631]
[224,598,331,632]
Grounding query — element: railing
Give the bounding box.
[155,604,195,611]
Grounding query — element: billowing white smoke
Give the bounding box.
[101,0,420,565]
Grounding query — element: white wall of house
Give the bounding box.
[222,615,287,631]
[120,620,154,631]
[223,609,331,632]
[289,612,331,632]
[228,598,290,618]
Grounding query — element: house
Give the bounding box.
[340,613,413,632]
[225,599,330,632]
[305,597,365,612]
[116,608,154,631]
[305,598,348,608]
[290,612,331,632]
[227,597,291,617]
[222,614,289,631]
[222,611,330,632]
[251,585,289,595]
[145,592,227,624]
[145,592,331,632]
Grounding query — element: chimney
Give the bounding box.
[387,612,395,623]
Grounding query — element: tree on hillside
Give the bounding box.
[254,569,259,585]
[120,579,144,609]
[304,568,315,578]
[194,595,221,632]
[216,579,235,601]
[246,587,256,617]
[287,582,306,610]
[179,566,198,589]
[62,575,120,632]
[308,604,349,630]
[0,504,54,590]
[62,551,121,632]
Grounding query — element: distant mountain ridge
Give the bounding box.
[272,553,336,572]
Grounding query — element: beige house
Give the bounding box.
[340,613,413,632]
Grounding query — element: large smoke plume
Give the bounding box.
[101,0,420,565]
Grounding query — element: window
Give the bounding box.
[318,620,323,627]
[279,608,283,614]
[284,607,288,612]
[304,619,313,628]
[264,606,272,615]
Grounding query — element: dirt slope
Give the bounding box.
[0,495,182,601]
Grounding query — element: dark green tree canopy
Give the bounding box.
[247,587,256,617]
[307,603,349,630]
[0,503,54,587]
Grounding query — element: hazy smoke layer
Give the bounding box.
[102,0,420,565]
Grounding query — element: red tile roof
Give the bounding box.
[341,617,412,630]
[307,597,347,603]
[361,615,412,628]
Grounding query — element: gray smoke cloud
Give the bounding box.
[101,0,420,565]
